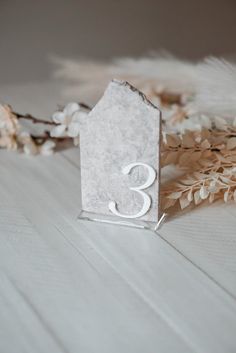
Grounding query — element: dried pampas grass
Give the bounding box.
[53,54,236,118]
[192,58,236,119]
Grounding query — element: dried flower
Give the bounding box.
[50,102,82,138]
[0,100,90,155]
[39,140,56,156]
[0,104,19,150]
[161,120,236,210]
[20,133,39,155]
[18,132,56,156]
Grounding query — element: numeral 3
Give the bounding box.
[109,162,156,219]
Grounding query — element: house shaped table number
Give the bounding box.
[78,80,162,231]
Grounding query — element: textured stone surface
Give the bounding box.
[80,80,161,222]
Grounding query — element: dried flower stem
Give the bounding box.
[14,102,91,127]
[30,133,72,144]
[78,102,92,110]
[15,113,56,125]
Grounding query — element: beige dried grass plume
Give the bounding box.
[53,54,236,119]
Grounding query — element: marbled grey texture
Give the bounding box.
[80,80,161,222]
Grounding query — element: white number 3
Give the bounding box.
[108,162,156,219]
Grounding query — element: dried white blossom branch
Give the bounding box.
[0,102,90,155]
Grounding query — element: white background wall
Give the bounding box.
[0,0,235,84]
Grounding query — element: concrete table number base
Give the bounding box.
[78,80,162,231]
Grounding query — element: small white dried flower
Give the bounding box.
[40,140,56,155]
[19,132,56,156]
[50,102,85,138]
[19,132,38,155]
[0,104,19,150]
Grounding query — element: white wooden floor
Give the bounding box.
[1,82,236,353]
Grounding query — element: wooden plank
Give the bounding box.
[0,150,236,353]
[159,203,236,298]
[0,272,67,353]
[0,152,195,353]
